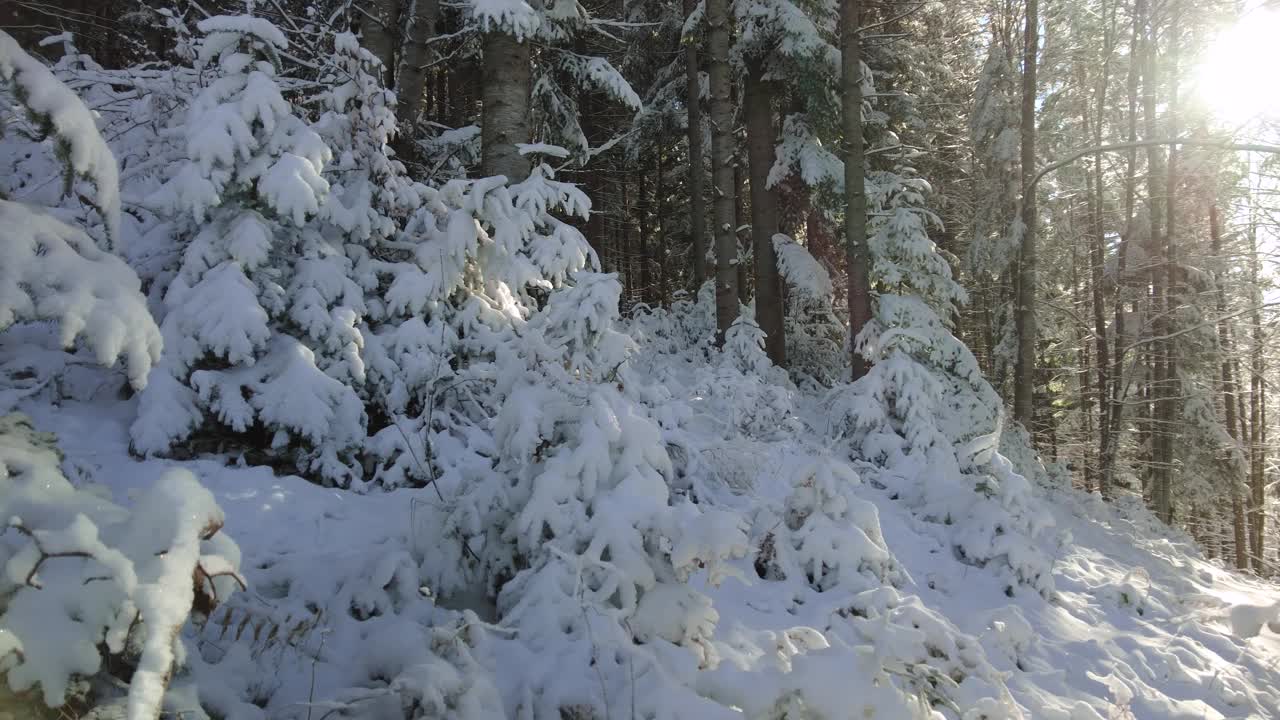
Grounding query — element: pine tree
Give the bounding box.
[131,16,367,486]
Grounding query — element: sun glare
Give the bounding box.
[1194,7,1280,125]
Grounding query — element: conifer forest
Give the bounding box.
[6,0,1280,717]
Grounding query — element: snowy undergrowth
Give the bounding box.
[2,284,1280,718]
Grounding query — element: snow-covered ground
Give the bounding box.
[12,338,1280,719]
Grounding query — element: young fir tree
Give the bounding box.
[131,16,367,486]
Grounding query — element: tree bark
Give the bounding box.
[639,156,653,305]
[657,148,670,305]
[745,61,786,367]
[1152,26,1180,526]
[395,0,439,146]
[707,0,739,342]
[1139,7,1168,518]
[361,0,402,89]
[480,31,532,182]
[1101,0,1145,496]
[735,146,751,304]
[1089,0,1115,498]
[1248,209,1266,572]
[1211,205,1251,570]
[684,0,708,286]
[841,0,873,379]
[1013,0,1040,426]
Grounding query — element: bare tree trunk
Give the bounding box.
[1102,0,1145,495]
[1013,0,1040,426]
[735,150,751,304]
[396,0,439,146]
[480,31,532,182]
[1212,205,1251,570]
[684,0,708,286]
[1071,228,1096,491]
[841,0,873,379]
[707,0,738,342]
[1152,28,1180,526]
[745,60,786,366]
[1090,0,1115,497]
[1139,7,1168,519]
[360,0,402,88]
[1249,210,1267,571]
[639,157,653,305]
[657,148,670,305]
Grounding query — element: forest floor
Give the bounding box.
[17,348,1280,719]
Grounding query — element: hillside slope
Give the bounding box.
[10,334,1280,720]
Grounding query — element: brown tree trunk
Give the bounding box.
[1249,212,1266,571]
[1152,28,1180,526]
[1013,0,1040,426]
[745,60,786,366]
[684,0,709,286]
[735,151,751,304]
[1212,205,1251,570]
[639,157,653,305]
[1102,0,1145,495]
[842,0,873,379]
[708,0,739,342]
[396,0,439,150]
[1139,6,1168,518]
[481,31,532,182]
[1089,0,1115,497]
[657,148,670,305]
[361,0,402,88]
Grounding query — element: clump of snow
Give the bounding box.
[0,201,162,390]
[773,233,833,301]
[1228,601,1280,639]
[0,30,120,244]
[0,413,241,717]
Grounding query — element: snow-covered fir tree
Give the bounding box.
[131,16,369,485]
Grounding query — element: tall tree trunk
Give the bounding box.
[1090,0,1115,497]
[1102,0,1145,495]
[1249,208,1266,571]
[735,151,751,304]
[657,148,670,305]
[1071,228,1095,491]
[1013,0,1040,426]
[684,0,708,286]
[1212,205,1251,570]
[1152,30,1179,526]
[841,0,873,379]
[395,0,439,147]
[639,157,653,305]
[361,0,402,88]
[1139,8,1167,516]
[708,0,738,342]
[480,31,532,182]
[745,60,786,366]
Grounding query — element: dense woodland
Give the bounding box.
[3,0,1280,718]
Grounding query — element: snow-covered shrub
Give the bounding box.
[0,413,242,718]
[825,165,1055,597]
[828,295,1055,596]
[313,31,426,252]
[0,31,120,246]
[756,456,899,593]
[0,32,163,397]
[773,234,846,387]
[363,164,597,489]
[131,16,368,485]
[187,544,502,720]
[0,201,163,394]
